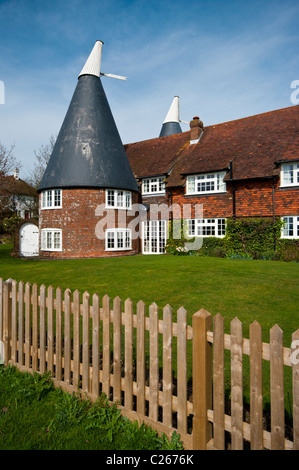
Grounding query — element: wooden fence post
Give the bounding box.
[192,308,212,450]
[3,279,13,366]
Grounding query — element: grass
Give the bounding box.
[0,244,298,341]
[0,365,183,450]
[0,243,298,415]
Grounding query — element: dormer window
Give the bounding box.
[280,162,299,187]
[142,177,165,195]
[105,189,132,209]
[186,171,226,195]
[41,189,62,209]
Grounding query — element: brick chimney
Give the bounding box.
[190,116,203,144]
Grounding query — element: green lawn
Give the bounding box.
[0,244,298,343]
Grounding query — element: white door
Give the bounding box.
[142,220,167,254]
[19,223,39,257]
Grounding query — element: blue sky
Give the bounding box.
[0,0,298,178]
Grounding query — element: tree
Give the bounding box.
[0,142,22,220]
[27,135,55,188]
[0,142,20,177]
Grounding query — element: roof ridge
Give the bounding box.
[205,105,299,130]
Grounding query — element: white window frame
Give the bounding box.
[281,216,299,239]
[41,189,62,209]
[186,172,226,195]
[105,189,132,209]
[187,218,226,238]
[142,177,166,196]
[280,162,299,188]
[41,229,62,251]
[142,220,167,254]
[105,228,132,251]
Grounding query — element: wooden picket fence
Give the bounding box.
[0,277,298,450]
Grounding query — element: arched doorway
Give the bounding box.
[19,222,39,257]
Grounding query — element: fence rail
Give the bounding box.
[0,277,298,450]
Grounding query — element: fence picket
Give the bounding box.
[82,291,90,393]
[2,281,11,366]
[213,313,225,450]
[55,287,62,381]
[177,306,187,435]
[18,281,24,366]
[163,305,172,428]
[47,286,54,374]
[32,283,38,371]
[113,296,122,403]
[292,329,299,450]
[72,289,80,387]
[125,298,134,410]
[230,317,243,450]
[102,294,110,398]
[250,321,263,450]
[149,303,159,422]
[11,280,17,364]
[270,324,285,449]
[92,293,100,397]
[24,282,31,370]
[136,300,145,416]
[64,289,71,384]
[39,285,46,374]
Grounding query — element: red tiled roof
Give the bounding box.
[0,176,36,196]
[125,105,299,188]
[124,132,190,179]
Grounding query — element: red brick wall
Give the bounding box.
[168,179,299,219]
[170,187,233,219]
[39,188,140,259]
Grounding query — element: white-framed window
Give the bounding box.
[105,228,132,251]
[187,218,226,238]
[41,189,62,209]
[41,229,62,251]
[105,189,132,209]
[186,172,226,195]
[142,220,167,254]
[280,162,299,187]
[142,177,166,195]
[281,216,299,239]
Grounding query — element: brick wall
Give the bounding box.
[167,179,299,219]
[39,188,140,259]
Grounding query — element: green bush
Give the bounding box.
[224,217,283,256]
[165,217,298,262]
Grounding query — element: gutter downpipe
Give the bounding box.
[230,161,236,222]
[272,176,276,252]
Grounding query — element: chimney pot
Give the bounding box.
[14,168,19,180]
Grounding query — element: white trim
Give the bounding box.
[186,172,226,195]
[280,162,299,188]
[41,189,62,210]
[105,228,132,251]
[142,177,166,196]
[41,228,62,251]
[105,189,132,210]
[187,218,226,238]
[142,220,167,254]
[281,216,299,239]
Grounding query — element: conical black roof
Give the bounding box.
[159,96,182,137]
[39,73,138,193]
[159,121,182,137]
